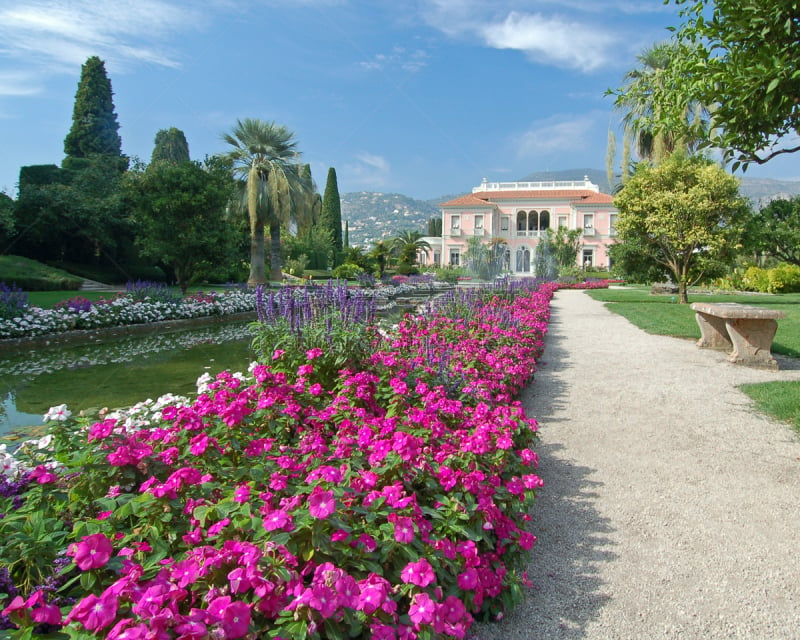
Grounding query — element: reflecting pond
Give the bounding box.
[0,322,255,440]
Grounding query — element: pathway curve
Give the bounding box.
[474,289,800,640]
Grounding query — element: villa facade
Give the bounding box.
[438,177,618,275]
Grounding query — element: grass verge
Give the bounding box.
[739,381,800,436]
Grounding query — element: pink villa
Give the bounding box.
[421,176,619,275]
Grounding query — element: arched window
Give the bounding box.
[528,211,538,231]
[515,246,531,272]
[516,211,527,232]
[539,210,550,231]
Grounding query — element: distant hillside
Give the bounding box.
[341,192,441,247]
[341,170,800,247]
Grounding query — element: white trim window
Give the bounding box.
[558,215,568,229]
[583,213,595,236]
[449,249,461,266]
[474,215,484,235]
[450,215,460,229]
[500,217,509,231]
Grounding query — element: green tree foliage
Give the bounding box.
[125,159,236,293]
[608,42,710,183]
[222,119,308,285]
[369,241,390,278]
[14,157,128,264]
[63,56,125,171]
[321,168,343,265]
[614,154,749,303]
[427,217,442,237]
[151,128,191,164]
[746,196,800,267]
[637,1,800,171]
[0,191,14,249]
[391,230,431,275]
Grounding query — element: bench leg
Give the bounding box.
[725,318,779,370]
[694,312,732,350]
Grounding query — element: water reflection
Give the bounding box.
[0,323,255,437]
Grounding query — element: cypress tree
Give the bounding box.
[151,128,190,164]
[321,167,342,265]
[63,56,123,164]
[344,220,349,248]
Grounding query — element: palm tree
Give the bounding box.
[391,230,431,272]
[609,42,710,181]
[222,118,307,285]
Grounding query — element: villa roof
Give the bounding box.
[440,189,614,207]
[439,193,495,207]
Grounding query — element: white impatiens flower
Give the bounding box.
[43,404,72,422]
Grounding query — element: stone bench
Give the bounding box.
[690,302,786,370]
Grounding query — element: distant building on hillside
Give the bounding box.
[439,176,618,274]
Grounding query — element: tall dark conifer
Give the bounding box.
[321,167,343,265]
[63,56,123,163]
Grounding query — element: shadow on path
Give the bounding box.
[472,301,617,640]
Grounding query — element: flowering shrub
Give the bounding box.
[252,282,377,389]
[125,280,183,304]
[0,282,28,320]
[54,295,95,313]
[0,289,258,340]
[557,279,612,290]
[0,281,558,639]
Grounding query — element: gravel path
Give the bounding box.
[473,289,800,640]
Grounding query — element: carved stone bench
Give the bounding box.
[690,302,786,370]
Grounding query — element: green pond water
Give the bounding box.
[0,322,255,441]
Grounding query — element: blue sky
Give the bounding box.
[1,0,798,200]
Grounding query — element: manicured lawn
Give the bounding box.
[739,381,800,435]
[586,286,800,357]
[587,286,800,435]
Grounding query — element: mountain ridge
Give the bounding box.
[341,170,800,247]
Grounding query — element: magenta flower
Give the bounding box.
[408,592,435,625]
[306,347,323,360]
[67,532,113,570]
[65,593,118,631]
[457,567,479,590]
[400,558,435,587]
[391,515,415,543]
[263,509,293,532]
[29,465,58,484]
[308,488,336,519]
[221,600,251,639]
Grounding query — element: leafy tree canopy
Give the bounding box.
[125,159,236,293]
[745,195,800,267]
[642,1,800,171]
[614,153,749,302]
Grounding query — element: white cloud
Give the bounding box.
[0,71,42,97]
[481,12,616,72]
[515,114,599,158]
[344,153,391,189]
[0,0,203,73]
[360,47,429,73]
[419,1,621,73]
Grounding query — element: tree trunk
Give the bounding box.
[679,280,689,304]
[248,220,267,288]
[269,219,282,282]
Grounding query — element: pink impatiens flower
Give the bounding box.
[408,592,435,625]
[400,558,435,587]
[390,515,415,543]
[67,533,114,570]
[308,488,336,519]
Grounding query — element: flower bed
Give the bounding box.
[557,279,613,290]
[0,280,557,639]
